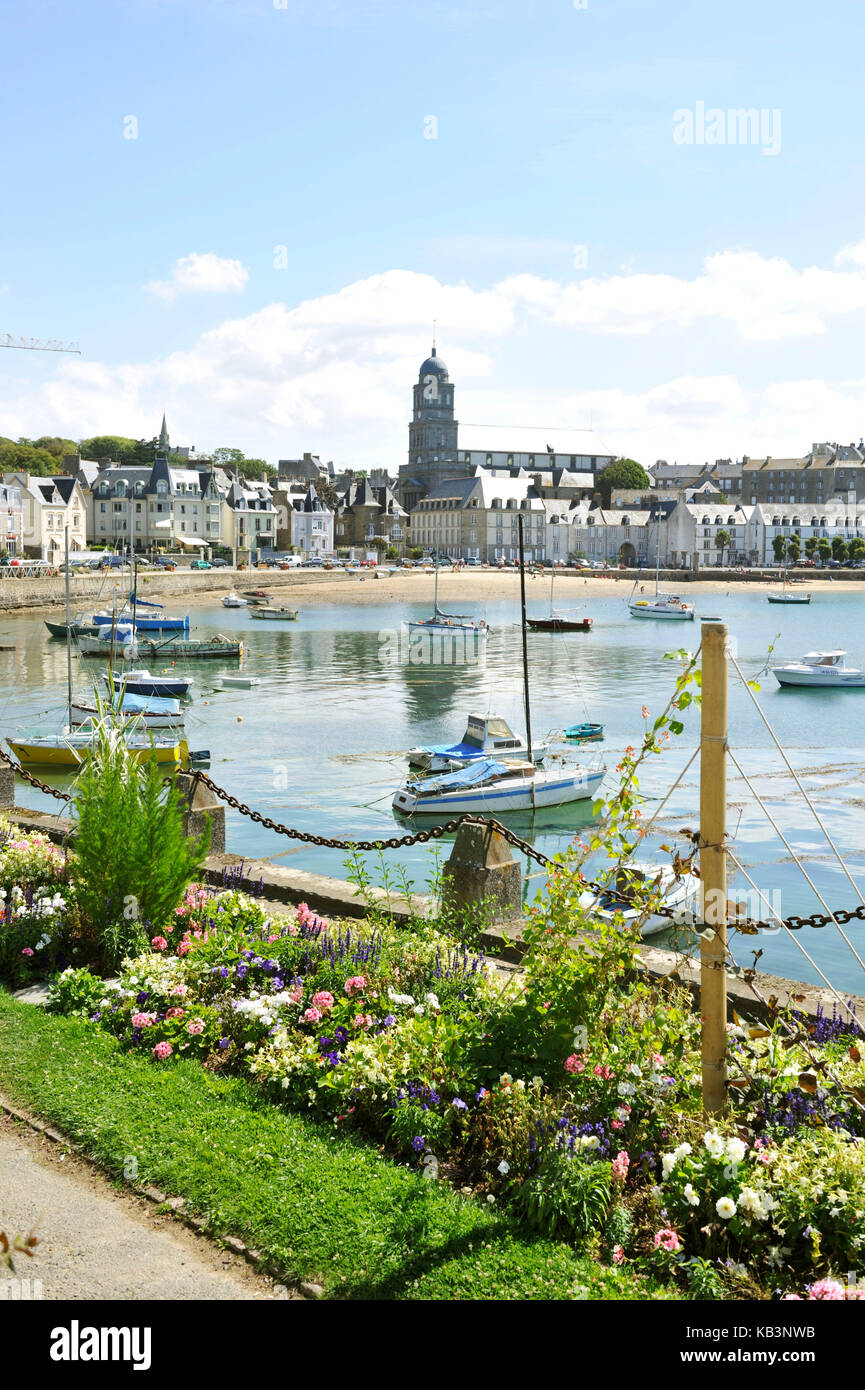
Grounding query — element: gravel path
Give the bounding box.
[0,1113,297,1300]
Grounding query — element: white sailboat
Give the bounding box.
[406,563,489,639]
[393,516,604,816]
[628,509,695,621]
[406,713,550,773]
[767,565,811,604]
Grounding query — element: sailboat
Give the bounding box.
[392,516,604,816]
[406,563,489,639]
[527,565,593,631]
[767,564,811,604]
[628,509,695,621]
[406,713,550,773]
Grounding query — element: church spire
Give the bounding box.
[158,413,169,452]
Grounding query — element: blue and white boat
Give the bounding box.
[407,714,548,773]
[70,691,184,729]
[393,756,604,815]
[102,668,194,699]
[93,596,190,631]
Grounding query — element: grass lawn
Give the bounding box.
[0,990,680,1300]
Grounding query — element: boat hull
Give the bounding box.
[249,609,298,621]
[69,702,183,729]
[527,618,593,631]
[8,736,190,767]
[767,594,811,604]
[774,670,865,688]
[578,872,699,937]
[393,768,604,815]
[137,639,243,659]
[629,602,694,620]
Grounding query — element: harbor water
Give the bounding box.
[3,585,865,995]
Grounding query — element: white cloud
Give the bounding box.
[834,240,865,268]
[145,252,249,301]
[5,251,865,468]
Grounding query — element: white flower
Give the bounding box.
[486,1194,495,1203]
[674,1142,693,1161]
[514,1079,525,1090]
[684,1183,700,1207]
[704,1130,726,1159]
[725,1136,747,1165]
[627,1063,642,1077]
[661,1152,677,1179]
[577,1134,600,1152]
[716,1196,736,1220]
[387,990,415,1008]
[497,1160,510,1175]
[424,992,440,1012]
[412,1005,425,1016]
[531,1076,543,1089]
[499,1073,513,1086]
[617,1082,636,1098]
[736,1187,770,1221]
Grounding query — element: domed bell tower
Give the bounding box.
[402,346,461,510]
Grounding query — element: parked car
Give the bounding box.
[191,559,212,570]
[155,558,177,570]
[466,557,481,566]
[210,557,230,568]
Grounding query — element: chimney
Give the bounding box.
[592,491,602,507]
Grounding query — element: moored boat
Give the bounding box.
[136,636,243,659]
[7,731,195,767]
[565,722,604,742]
[772,650,865,688]
[527,566,593,631]
[248,606,298,621]
[221,592,247,608]
[103,668,194,699]
[69,691,184,729]
[578,863,700,937]
[393,756,604,815]
[406,714,548,773]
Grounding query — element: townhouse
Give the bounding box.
[3,472,87,560]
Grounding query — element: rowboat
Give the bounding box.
[406,714,548,773]
[565,722,604,742]
[7,731,197,768]
[102,668,194,698]
[215,675,261,689]
[578,863,700,937]
[242,590,274,605]
[44,616,100,639]
[248,607,298,621]
[773,650,865,688]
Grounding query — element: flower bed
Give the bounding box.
[36,868,865,1301]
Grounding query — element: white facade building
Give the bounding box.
[3,473,87,560]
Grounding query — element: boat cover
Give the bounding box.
[410,758,510,794]
[119,693,181,715]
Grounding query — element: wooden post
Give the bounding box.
[700,621,728,1115]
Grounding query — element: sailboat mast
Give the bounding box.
[549,561,555,618]
[655,505,660,598]
[518,514,533,764]
[64,526,72,728]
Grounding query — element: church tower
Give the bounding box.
[158,413,170,454]
[400,345,466,512]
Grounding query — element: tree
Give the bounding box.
[714,528,732,566]
[314,479,340,511]
[848,535,865,561]
[832,534,849,563]
[212,447,276,482]
[772,533,787,564]
[817,537,832,566]
[596,458,650,506]
[804,536,818,561]
[786,533,801,564]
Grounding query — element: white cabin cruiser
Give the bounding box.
[579,863,700,937]
[406,714,548,773]
[773,650,865,688]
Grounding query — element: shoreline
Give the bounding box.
[2,567,865,617]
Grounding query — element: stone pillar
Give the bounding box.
[174,771,226,854]
[0,764,15,810]
[441,821,522,921]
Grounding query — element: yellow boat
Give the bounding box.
[7,733,191,768]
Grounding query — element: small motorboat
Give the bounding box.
[44,615,100,639]
[773,650,865,688]
[527,615,593,631]
[629,594,695,621]
[243,590,274,605]
[221,592,247,608]
[104,668,194,699]
[564,722,604,742]
[406,714,548,773]
[249,606,298,621]
[215,675,261,689]
[767,592,811,604]
[578,863,700,937]
[392,756,604,815]
[77,622,139,658]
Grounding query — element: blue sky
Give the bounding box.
[2,0,865,468]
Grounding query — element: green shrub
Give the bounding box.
[513,1150,612,1243]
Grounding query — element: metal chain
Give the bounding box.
[2,750,864,933]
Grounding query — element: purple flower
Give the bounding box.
[218,1038,230,1050]
[412,1136,426,1152]
[452,1098,468,1112]
[272,978,284,991]
[236,964,248,980]
[382,1014,397,1028]
[136,991,148,1006]
[219,967,230,979]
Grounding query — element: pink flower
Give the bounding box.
[171,984,188,997]
[611,1150,630,1182]
[612,1244,625,1265]
[653,1228,681,1253]
[352,1014,373,1030]
[344,976,366,996]
[593,1064,614,1079]
[808,1278,845,1301]
[152,1041,173,1060]
[781,1294,802,1300]
[652,1053,664,1065]
[177,942,190,956]
[165,1008,184,1020]
[641,705,650,719]
[564,1054,585,1074]
[132,1012,157,1028]
[287,923,299,936]
[20,947,33,957]
[611,1120,624,1130]
[303,1007,322,1024]
[186,1019,205,1035]
[289,986,303,1004]
[150,936,168,951]
[312,991,334,1011]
